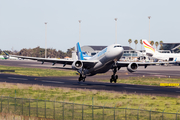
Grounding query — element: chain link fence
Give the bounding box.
[0,96,180,120]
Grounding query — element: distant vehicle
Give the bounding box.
[4,42,169,83]
[142,39,180,65]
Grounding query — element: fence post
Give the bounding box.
[103,103,107,120]
[54,98,56,120]
[176,108,180,120]
[22,97,24,115]
[29,97,31,117]
[36,99,38,117]
[92,97,94,120]
[82,101,84,120]
[149,106,153,120]
[45,99,47,118]
[114,103,118,120]
[63,100,64,120]
[1,94,2,113]
[137,105,141,120]
[125,105,128,120]
[162,108,165,120]
[72,101,74,120]
[15,90,16,114]
[7,96,9,112]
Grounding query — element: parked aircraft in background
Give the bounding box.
[1,53,19,60]
[142,39,180,65]
[4,42,168,83]
[0,55,8,60]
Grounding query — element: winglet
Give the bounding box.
[76,42,84,60]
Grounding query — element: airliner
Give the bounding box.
[4,42,167,83]
[0,55,18,60]
[0,55,8,60]
[142,39,180,65]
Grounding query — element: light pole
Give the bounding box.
[45,22,47,58]
[115,18,117,44]
[79,20,81,43]
[148,16,151,41]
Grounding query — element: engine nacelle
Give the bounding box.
[127,63,138,73]
[72,60,83,70]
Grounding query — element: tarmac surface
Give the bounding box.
[0,60,180,97]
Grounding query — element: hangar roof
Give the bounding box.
[81,45,133,52]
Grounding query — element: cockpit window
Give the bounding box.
[114,45,122,48]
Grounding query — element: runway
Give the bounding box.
[0,73,180,97]
[0,60,180,97]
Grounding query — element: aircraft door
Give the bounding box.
[168,58,174,61]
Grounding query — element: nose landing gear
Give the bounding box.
[110,61,120,83]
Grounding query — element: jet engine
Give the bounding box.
[72,60,83,70]
[127,63,138,72]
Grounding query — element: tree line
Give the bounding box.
[0,40,164,58]
[128,39,164,50]
[0,46,75,58]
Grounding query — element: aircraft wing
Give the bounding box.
[116,61,169,67]
[10,55,98,69]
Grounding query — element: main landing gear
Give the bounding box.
[110,66,119,83]
[110,75,118,83]
[78,70,86,82]
[79,74,86,82]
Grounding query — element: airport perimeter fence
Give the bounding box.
[0,96,180,120]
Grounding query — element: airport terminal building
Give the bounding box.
[161,43,180,53]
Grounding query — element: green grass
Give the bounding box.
[0,65,76,77]
[96,77,180,87]
[0,82,180,114]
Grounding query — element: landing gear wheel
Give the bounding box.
[110,79,113,83]
[110,75,118,83]
[82,77,86,82]
[79,77,82,82]
[116,75,118,79]
[78,74,86,82]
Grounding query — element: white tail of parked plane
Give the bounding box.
[142,39,180,63]
[142,39,160,57]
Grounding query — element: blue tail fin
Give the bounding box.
[77,42,84,60]
[3,51,9,56]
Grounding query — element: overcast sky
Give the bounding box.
[0,0,180,52]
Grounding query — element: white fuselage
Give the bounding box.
[86,44,124,75]
[152,52,180,62]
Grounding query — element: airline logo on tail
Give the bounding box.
[142,39,155,53]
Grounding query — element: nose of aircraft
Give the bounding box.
[106,45,124,59]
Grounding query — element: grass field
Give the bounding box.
[0,82,180,114]
[96,77,180,87]
[0,65,77,77]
